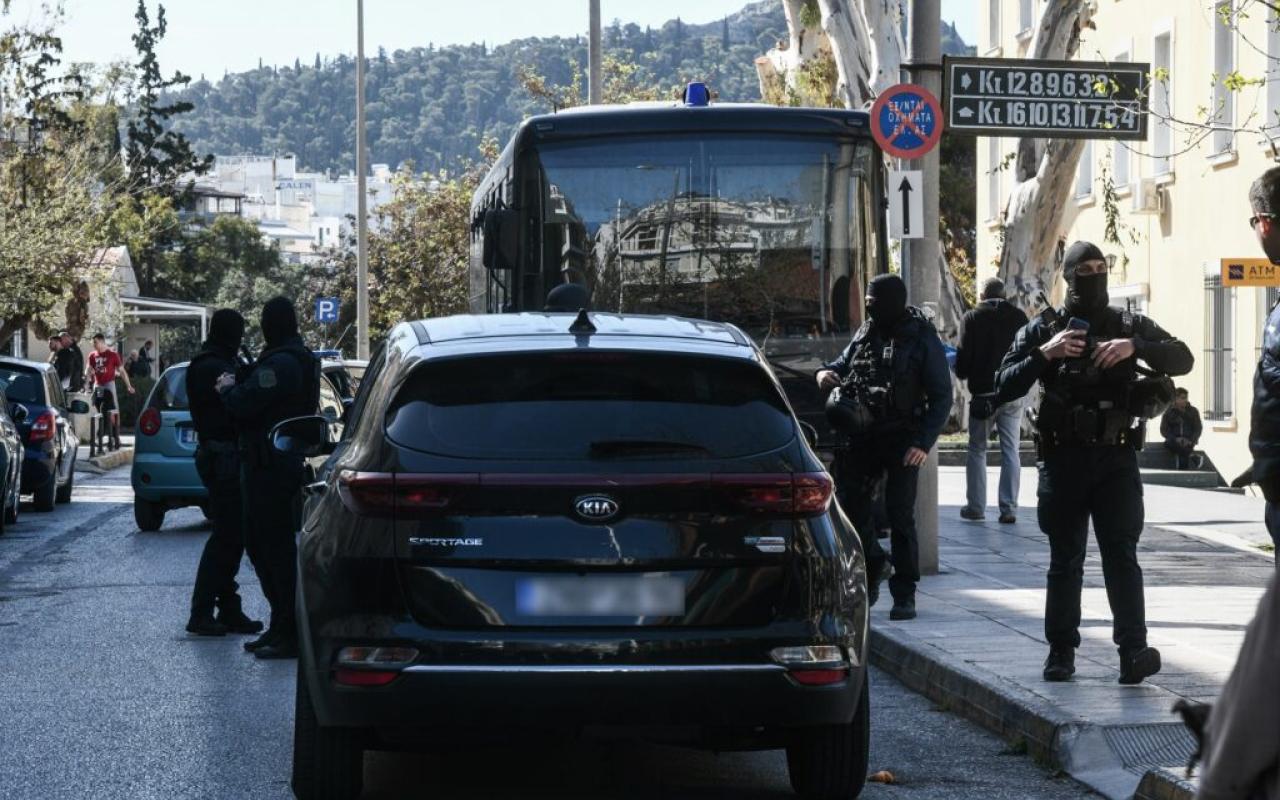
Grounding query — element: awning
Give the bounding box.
[122,296,210,340]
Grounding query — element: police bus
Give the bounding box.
[469,83,889,443]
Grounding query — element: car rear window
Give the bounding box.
[0,366,45,405]
[149,367,189,411]
[385,351,796,460]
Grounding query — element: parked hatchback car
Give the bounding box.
[132,358,353,531]
[277,313,871,800]
[0,358,84,511]
[0,389,24,533]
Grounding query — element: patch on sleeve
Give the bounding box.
[256,367,277,389]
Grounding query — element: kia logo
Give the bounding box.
[575,494,619,521]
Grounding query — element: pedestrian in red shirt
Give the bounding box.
[85,334,136,451]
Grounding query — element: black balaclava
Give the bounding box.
[207,309,245,352]
[261,296,300,349]
[866,273,908,328]
[1062,240,1109,316]
[544,282,591,312]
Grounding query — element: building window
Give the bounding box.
[1113,51,1132,190]
[1204,274,1235,421]
[1075,140,1094,198]
[987,137,1002,220]
[1153,30,1174,175]
[1212,2,1236,155]
[988,0,1001,50]
[1019,0,1034,35]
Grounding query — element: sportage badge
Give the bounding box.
[574,494,619,521]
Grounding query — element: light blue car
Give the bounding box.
[131,364,206,531]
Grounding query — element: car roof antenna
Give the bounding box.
[569,308,596,335]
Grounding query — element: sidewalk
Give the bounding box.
[76,434,134,473]
[869,466,1275,800]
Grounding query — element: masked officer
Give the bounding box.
[217,297,320,660]
[995,241,1193,685]
[185,309,264,637]
[817,273,953,621]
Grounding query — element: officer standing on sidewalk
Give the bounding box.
[817,273,952,621]
[995,241,1193,685]
[216,297,320,660]
[185,309,264,638]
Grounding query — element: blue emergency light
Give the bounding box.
[683,81,711,107]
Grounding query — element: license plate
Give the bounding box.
[178,428,198,445]
[516,575,685,617]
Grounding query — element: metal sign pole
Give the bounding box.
[355,0,370,360]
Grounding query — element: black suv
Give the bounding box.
[275,313,871,800]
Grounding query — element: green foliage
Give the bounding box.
[940,133,977,308]
[165,5,789,174]
[116,374,155,429]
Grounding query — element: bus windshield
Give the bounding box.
[531,133,879,343]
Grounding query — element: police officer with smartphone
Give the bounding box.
[995,241,1193,685]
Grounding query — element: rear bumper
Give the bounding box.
[20,449,55,492]
[131,452,206,503]
[309,658,864,732]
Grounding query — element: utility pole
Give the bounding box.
[588,0,603,105]
[355,0,370,359]
[908,0,942,576]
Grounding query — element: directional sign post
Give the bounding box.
[889,170,923,240]
[945,56,1150,139]
[315,297,340,324]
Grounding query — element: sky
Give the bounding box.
[5,0,980,80]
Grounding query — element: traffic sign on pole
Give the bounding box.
[870,83,944,160]
[888,170,924,240]
[315,297,340,324]
[944,56,1150,140]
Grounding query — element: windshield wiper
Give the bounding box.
[588,439,711,459]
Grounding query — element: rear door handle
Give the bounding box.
[304,481,327,497]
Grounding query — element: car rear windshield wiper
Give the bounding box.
[588,439,711,459]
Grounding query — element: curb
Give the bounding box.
[869,628,1198,800]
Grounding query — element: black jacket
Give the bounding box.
[995,306,1193,410]
[220,335,320,449]
[1251,301,1280,479]
[187,342,240,444]
[955,299,1029,395]
[821,307,953,451]
[1160,405,1202,444]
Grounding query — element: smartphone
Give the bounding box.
[1067,317,1090,332]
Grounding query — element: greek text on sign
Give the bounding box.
[945,56,1149,140]
[1221,258,1280,287]
[870,84,943,159]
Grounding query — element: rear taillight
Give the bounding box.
[28,411,55,443]
[771,645,850,686]
[713,472,833,516]
[336,471,479,516]
[138,408,162,437]
[333,646,419,687]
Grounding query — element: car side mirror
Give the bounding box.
[798,421,820,449]
[69,399,90,415]
[271,415,336,457]
[482,208,519,271]
[10,404,28,423]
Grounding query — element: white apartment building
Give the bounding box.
[976,0,1280,482]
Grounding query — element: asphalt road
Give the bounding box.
[0,465,1096,800]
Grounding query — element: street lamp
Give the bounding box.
[355,0,370,359]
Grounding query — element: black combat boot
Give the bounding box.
[216,608,264,635]
[1043,646,1075,682]
[889,598,916,621]
[1119,646,1161,685]
[254,630,299,660]
[186,614,228,636]
[243,629,277,652]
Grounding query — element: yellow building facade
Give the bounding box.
[975,0,1280,481]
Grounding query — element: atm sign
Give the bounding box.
[1222,258,1280,287]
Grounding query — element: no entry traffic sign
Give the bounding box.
[871,84,944,160]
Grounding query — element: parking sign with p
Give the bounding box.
[315,297,340,324]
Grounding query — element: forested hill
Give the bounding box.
[168,2,971,176]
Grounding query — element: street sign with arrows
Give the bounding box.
[888,170,923,240]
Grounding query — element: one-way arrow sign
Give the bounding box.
[889,170,923,240]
